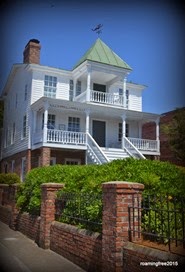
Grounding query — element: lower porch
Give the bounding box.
[32,129,160,163]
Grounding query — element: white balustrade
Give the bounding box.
[47,130,86,145]
[90,90,125,107]
[128,137,158,151]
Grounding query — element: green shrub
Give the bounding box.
[0,173,21,185]
[16,158,185,215]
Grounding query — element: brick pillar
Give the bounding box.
[40,147,51,167]
[27,149,32,173]
[102,181,144,272]
[39,183,64,249]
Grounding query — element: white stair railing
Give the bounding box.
[124,136,146,159]
[86,132,109,164]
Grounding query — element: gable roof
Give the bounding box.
[73,38,132,70]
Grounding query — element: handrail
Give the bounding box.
[86,132,109,164]
[124,136,146,159]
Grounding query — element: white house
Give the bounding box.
[0,38,160,180]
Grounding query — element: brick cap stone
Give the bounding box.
[102,181,144,190]
[41,183,64,188]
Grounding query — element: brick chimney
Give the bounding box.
[23,39,41,64]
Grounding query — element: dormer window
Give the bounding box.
[44,75,57,98]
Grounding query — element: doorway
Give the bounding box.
[92,120,106,147]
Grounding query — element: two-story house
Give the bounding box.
[0,38,160,180]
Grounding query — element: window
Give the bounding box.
[68,117,80,132]
[42,114,56,129]
[7,127,11,146]
[126,90,129,108]
[119,88,123,96]
[65,158,81,165]
[69,79,74,101]
[24,84,28,101]
[118,123,129,141]
[48,114,55,129]
[76,80,81,96]
[22,115,27,138]
[11,123,15,144]
[11,160,15,173]
[50,157,56,165]
[44,75,57,98]
[21,157,26,181]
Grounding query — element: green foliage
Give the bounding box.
[57,192,102,232]
[142,195,184,243]
[16,158,185,216]
[0,173,21,185]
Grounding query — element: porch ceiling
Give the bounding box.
[31,97,160,122]
[77,69,121,85]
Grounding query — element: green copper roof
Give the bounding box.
[73,38,132,70]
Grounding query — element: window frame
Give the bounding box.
[44,75,57,98]
[68,116,80,132]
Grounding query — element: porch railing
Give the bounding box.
[90,90,125,107]
[128,137,158,152]
[124,136,146,159]
[74,89,128,108]
[86,132,109,164]
[47,129,86,145]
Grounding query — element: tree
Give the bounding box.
[162,107,185,163]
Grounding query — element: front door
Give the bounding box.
[92,120,106,147]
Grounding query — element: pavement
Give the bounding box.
[0,221,85,272]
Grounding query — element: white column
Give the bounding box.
[85,109,90,134]
[86,66,91,102]
[155,117,160,152]
[43,102,49,143]
[121,114,126,149]
[123,77,127,108]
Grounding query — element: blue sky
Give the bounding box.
[0,0,185,114]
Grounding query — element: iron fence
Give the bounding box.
[128,193,185,252]
[55,192,102,233]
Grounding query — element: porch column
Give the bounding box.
[123,76,127,108]
[121,114,126,149]
[86,66,91,102]
[155,117,160,152]
[85,109,90,134]
[43,102,49,143]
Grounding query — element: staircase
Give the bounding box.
[86,133,146,165]
[101,148,130,161]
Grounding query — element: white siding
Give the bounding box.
[31,70,71,104]
[2,67,31,158]
[128,88,142,111]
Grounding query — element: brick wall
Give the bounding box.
[142,110,185,166]
[0,181,185,272]
[123,242,184,272]
[16,212,40,243]
[50,221,102,271]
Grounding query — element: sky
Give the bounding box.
[0,0,185,114]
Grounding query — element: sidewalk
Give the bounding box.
[0,221,85,272]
